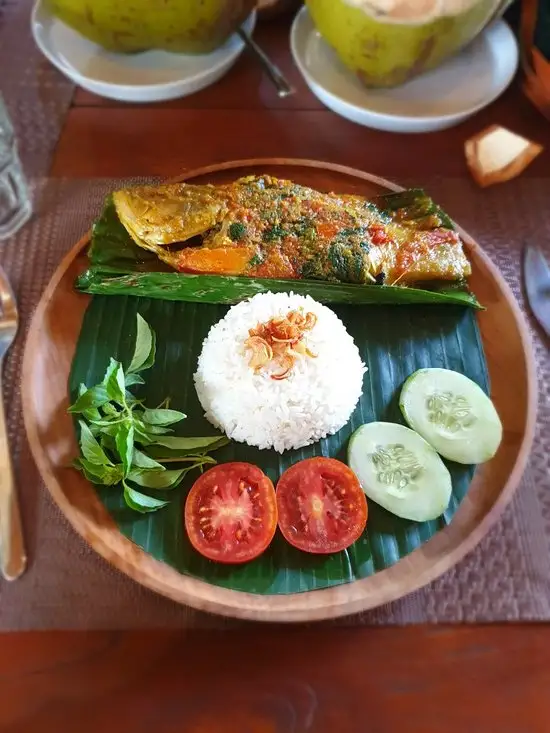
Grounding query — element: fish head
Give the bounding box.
[113,183,229,252]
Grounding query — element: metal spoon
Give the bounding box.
[237,27,295,98]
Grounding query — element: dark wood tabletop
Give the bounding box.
[3,626,550,732]
[3,13,550,733]
[51,17,549,180]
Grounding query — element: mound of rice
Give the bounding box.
[193,292,366,453]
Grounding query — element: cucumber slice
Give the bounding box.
[399,368,502,465]
[347,422,452,522]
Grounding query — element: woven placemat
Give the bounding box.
[0,176,548,630]
[0,0,74,176]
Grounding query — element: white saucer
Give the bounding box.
[31,0,256,103]
[290,6,518,133]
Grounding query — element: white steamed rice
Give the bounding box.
[193,292,366,453]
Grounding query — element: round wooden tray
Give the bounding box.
[21,160,537,622]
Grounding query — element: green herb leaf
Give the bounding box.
[102,358,126,404]
[86,417,125,428]
[146,435,230,452]
[68,385,110,414]
[101,402,120,417]
[127,313,155,373]
[125,373,145,387]
[133,418,172,436]
[133,423,154,445]
[123,482,169,513]
[228,222,246,241]
[127,467,186,490]
[76,384,102,422]
[100,433,117,453]
[70,310,231,514]
[78,420,113,466]
[91,421,122,437]
[141,408,186,426]
[132,447,165,471]
[102,464,125,486]
[145,451,218,465]
[263,224,288,242]
[73,457,105,483]
[116,422,134,477]
[124,393,144,407]
[74,458,124,486]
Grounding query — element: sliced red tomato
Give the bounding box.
[276,457,367,555]
[184,462,277,564]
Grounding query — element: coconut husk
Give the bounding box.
[520,0,550,120]
[465,125,544,188]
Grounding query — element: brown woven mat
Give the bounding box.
[0,176,548,630]
[0,0,74,176]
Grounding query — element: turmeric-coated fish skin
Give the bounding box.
[113,184,228,249]
[111,176,471,286]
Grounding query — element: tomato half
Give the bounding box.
[276,457,368,554]
[184,462,277,564]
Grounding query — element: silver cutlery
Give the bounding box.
[237,27,295,98]
[523,244,550,339]
[0,265,26,580]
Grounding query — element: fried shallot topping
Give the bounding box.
[244,309,317,380]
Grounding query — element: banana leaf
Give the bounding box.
[75,196,482,309]
[69,295,488,594]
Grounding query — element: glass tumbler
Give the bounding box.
[0,95,32,240]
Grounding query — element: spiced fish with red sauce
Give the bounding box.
[112,175,471,286]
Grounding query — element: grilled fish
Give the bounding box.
[113,175,471,286]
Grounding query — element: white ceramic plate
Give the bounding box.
[290,6,519,133]
[31,0,256,103]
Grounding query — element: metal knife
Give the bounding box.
[524,244,550,338]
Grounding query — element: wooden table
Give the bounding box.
[4,15,550,733]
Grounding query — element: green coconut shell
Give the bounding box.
[305,0,510,88]
[44,0,256,54]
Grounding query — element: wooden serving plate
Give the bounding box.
[21,160,537,622]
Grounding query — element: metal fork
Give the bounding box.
[0,265,26,580]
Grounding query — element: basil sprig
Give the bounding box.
[68,313,228,513]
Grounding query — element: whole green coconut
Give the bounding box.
[45,0,256,54]
[306,0,511,88]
